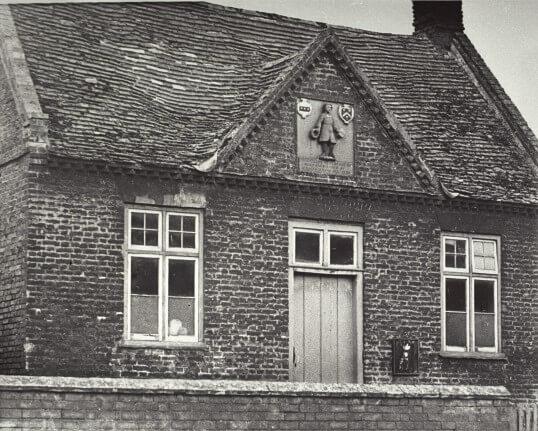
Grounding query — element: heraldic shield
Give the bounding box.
[338,104,354,125]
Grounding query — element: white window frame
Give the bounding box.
[440,233,501,354]
[471,239,498,275]
[124,206,203,344]
[441,235,469,273]
[289,220,362,271]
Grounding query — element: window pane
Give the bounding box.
[484,257,496,271]
[446,312,466,347]
[145,230,158,246]
[445,239,455,254]
[483,241,495,256]
[474,256,485,271]
[131,257,159,295]
[295,231,320,263]
[474,280,495,313]
[131,295,158,335]
[131,229,144,245]
[183,216,196,232]
[146,213,159,229]
[330,234,354,265]
[168,259,195,297]
[445,278,466,311]
[473,240,484,255]
[444,239,466,269]
[475,313,495,347]
[183,233,195,249]
[169,297,195,336]
[169,215,181,231]
[131,212,144,228]
[169,232,182,248]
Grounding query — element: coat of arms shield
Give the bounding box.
[297,98,312,119]
[338,104,354,124]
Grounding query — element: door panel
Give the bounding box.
[320,276,338,383]
[291,273,357,383]
[303,275,322,382]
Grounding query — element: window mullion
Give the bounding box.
[469,276,474,352]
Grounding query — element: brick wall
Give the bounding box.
[0,55,27,373]
[19,166,537,401]
[0,376,517,430]
[0,158,27,374]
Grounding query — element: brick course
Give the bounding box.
[0,377,517,431]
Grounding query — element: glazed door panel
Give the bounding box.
[290,273,357,383]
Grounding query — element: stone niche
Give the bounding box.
[296,98,354,176]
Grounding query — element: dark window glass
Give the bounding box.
[169,232,182,248]
[295,231,320,263]
[475,314,495,347]
[145,230,158,246]
[445,278,466,311]
[445,239,466,269]
[446,312,466,347]
[330,234,354,265]
[169,215,181,231]
[131,257,159,295]
[183,216,196,232]
[183,233,196,249]
[131,229,144,245]
[474,280,495,313]
[146,213,159,229]
[168,260,195,297]
[131,212,144,228]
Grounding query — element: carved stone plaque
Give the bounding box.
[392,339,419,376]
[296,99,354,176]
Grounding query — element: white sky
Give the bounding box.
[4,0,537,135]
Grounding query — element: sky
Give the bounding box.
[3,0,537,135]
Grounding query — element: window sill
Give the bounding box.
[119,340,208,350]
[438,351,506,360]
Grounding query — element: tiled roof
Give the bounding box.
[8,2,537,204]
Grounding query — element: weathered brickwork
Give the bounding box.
[0,378,517,431]
[0,60,27,373]
[0,158,27,374]
[226,53,425,193]
[18,165,536,401]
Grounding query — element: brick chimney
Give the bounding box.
[413,1,464,47]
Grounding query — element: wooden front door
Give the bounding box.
[290,273,358,383]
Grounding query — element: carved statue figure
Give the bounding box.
[310,103,344,161]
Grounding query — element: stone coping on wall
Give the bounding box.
[0,376,511,400]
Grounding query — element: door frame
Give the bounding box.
[288,220,364,383]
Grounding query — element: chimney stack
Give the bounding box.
[413,1,464,47]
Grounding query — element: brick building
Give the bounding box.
[0,0,536,419]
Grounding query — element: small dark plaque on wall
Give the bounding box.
[392,339,419,376]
